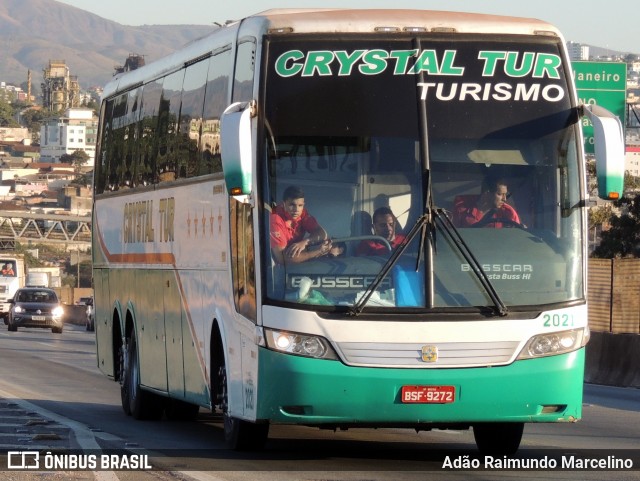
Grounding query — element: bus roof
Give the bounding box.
[102,8,563,99]
[251,8,557,35]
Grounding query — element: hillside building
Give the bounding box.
[0,128,30,143]
[39,108,98,166]
[626,146,640,177]
[41,60,81,112]
[567,42,590,61]
[114,54,146,75]
[0,82,28,103]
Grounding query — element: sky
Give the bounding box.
[55,0,636,54]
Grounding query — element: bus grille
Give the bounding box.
[336,340,520,368]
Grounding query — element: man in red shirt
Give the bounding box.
[455,178,522,228]
[270,185,331,264]
[356,206,406,256]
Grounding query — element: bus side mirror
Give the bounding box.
[220,101,254,197]
[582,104,625,200]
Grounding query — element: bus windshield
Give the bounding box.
[261,34,582,311]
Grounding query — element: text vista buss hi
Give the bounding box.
[91,9,625,454]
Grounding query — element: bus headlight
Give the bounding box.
[517,327,590,359]
[263,328,339,360]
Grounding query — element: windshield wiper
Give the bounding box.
[433,208,508,317]
[348,207,508,317]
[348,211,432,316]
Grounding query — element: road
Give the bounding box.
[0,323,639,481]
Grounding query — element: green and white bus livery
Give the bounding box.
[92,9,624,454]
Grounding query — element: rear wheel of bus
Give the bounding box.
[473,422,524,455]
[121,329,163,420]
[211,328,269,450]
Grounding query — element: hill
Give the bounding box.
[1,1,636,94]
[0,0,215,90]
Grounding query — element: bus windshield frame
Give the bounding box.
[259,33,584,314]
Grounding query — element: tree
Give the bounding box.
[61,150,90,173]
[0,97,20,127]
[20,107,58,141]
[592,194,640,258]
[588,204,613,228]
[625,171,640,193]
[586,158,597,196]
[83,98,99,113]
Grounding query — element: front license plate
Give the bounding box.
[31,315,46,321]
[401,385,455,404]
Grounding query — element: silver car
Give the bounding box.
[7,288,65,333]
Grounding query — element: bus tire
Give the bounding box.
[224,415,269,451]
[211,335,269,450]
[473,422,524,455]
[122,332,164,420]
[118,335,132,415]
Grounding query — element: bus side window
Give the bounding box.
[232,39,256,103]
[105,94,129,192]
[178,59,209,179]
[157,70,186,183]
[230,198,257,322]
[122,87,142,188]
[136,78,164,187]
[200,47,232,175]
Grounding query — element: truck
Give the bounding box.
[0,254,25,324]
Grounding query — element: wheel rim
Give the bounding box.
[129,340,139,403]
[118,343,126,387]
[217,363,228,413]
[217,360,236,436]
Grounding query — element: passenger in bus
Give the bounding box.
[270,185,332,264]
[2,263,15,276]
[453,177,522,228]
[356,206,406,256]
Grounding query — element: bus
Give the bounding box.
[92,9,625,454]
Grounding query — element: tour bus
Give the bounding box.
[92,9,625,454]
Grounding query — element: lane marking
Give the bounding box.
[0,386,119,481]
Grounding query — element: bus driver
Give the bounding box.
[454,177,522,228]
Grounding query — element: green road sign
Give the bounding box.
[572,61,627,154]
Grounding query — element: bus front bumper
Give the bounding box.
[257,347,584,426]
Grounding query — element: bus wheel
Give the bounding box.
[118,336,132,415]
[473,422,524,455]
[215,355,269,450]
[224,414,269,451]
[122,332,164,420]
